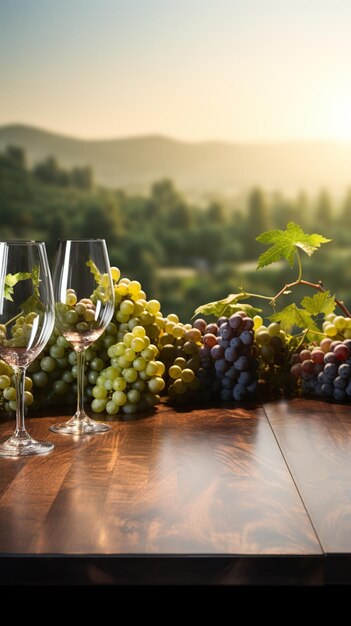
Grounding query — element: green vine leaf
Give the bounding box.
[20,294,44,315]
[300,291,336,317]
[194,293,261,319]
[256,222,331,269]
[31,265,40,297]
[86,258,101,284]
[4,272,31,301]
[269,303,319,333]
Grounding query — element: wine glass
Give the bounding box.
[50,239,114,435]
[0,241,55,457]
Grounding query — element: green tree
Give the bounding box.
[71,166,94,190]
[5,145,26,169]
[33,156,61,185]
[316,189,333,229]
[207,202,225,223]
[340,187,351,227]
[246,187,269,257]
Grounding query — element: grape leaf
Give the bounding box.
[300,291,336,317]
[222,302,262,318]
[269,303,319,333]
[86,259,101,284]
[194,293,261,319]
[31,265,40,297]
[20,294,44,315]
[256,222,331,269]
[4,272,31,301]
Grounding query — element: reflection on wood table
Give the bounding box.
[0,399,350,585]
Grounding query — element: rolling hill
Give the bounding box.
[1,123,351,195]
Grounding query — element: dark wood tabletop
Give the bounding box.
[0,398,350,586]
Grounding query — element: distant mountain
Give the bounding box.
[1,123,351,195]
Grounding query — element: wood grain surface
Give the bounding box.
[0,402,323,585]
[264,398,351,560]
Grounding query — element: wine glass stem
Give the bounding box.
[75,347,86,419]
[13,366,27,437]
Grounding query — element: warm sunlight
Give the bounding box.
[327,94,351,141]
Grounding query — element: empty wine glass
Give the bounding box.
[50,239,114,435]
[0,241,55,457]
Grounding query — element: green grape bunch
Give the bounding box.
[0,358,33,412]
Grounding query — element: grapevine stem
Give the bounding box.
[243,291,272,301]
[270,279,351,317]
[4,311,22,327]
[296,250,303,282]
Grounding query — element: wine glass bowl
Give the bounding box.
[0,241,55,457]
[50,239,114,435]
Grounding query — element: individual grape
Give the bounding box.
[90,357,104,371]
[173,379,187,394]
[290,363,302,378]
[40,355,56,372]
[324,352,336,364]
[173,356,186,368]
[334,388,347,402]
[229,314,243,331]
[53,380,69,396]
[311,349,325,364]
[240,330,254,346]
[334,344,350,361]
[106,400,119,415]
[133,357,147,371]
[205,323,218,335]
[320,338,333,353]
[193,319,206,334]
[324,323,337,338]
[338,363,351,379]
[334,376,347,390]
[301,360,315,376]
[267,323,281,336]
[203,333,218,348]
[211,345,224,359]
[233,384,248,401]
[253,315,263,330]
[32,371,49,388]
[299,350,312,362]
[0,375,11,390]
[324,363,338,379]
[237,371,252,386]
[148,377,165,393]
[91,398,107,413]
[92,385,108,399]
[181,368,195,383]
[127,389,141,404]
[112,390,127,406]
[255,330,271,346]
[122,367,139,383]
[112,377,127,391]
[334,316,347,332]
[2,385,16,402]
[235,355,249,371]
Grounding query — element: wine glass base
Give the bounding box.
[50,413,110,435]
[0,433,54,457]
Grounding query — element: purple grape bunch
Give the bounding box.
[290,337,351,402]
[194,311,259,401]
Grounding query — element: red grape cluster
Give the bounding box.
[290,338,351,401]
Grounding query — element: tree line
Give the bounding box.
[1,145,351,320]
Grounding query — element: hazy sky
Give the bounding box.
[1,0,351,142]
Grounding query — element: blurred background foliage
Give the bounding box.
[1,143,351,322]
